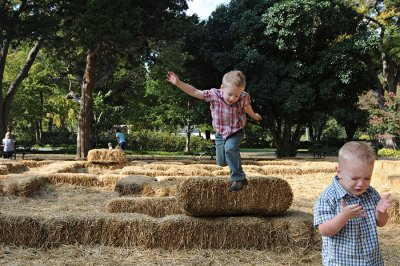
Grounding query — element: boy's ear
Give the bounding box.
[336,165,341,178]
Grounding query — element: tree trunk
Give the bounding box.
[273,122,304,158]
[0,39,42,138]
[382,51,400,95]
[184,121,194,153]
[35,120,42,145]
[76,47,99,159]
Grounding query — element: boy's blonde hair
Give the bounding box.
[338,141,376,167]
[222,70,246,88]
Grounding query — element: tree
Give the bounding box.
[352,0,400,97]
[55,0,188,158]
[0,0,60,139]
[369,92,400,148]
[201,0,377,157]
[138,13,215,153]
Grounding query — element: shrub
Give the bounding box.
[128,130,185,152]
[378,148,400,158]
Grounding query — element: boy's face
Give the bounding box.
[336,160,374,196]
[221,84,244,105]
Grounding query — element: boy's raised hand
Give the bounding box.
[253,113,262,121]
[341,199,367,219]
[166,71,180,85]
[376,193,392,213]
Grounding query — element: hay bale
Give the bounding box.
[176,176,293,217]
[375,160,400,172]
[2,174,46,197]
[120,166,165,177]
[0,211,317,250]
[97,174,124,187]
[300,166,336,174]
[155,211,317,250]
[388,198,400,224]
[387,175,400,187]
[114,175,156,196]
[87,149,127,164]
[105,197,182,217]
[45,173,99,187]
[3,162,29,174]
[260,165,302,175]
[256,160,298,166]
[142,182,176,197]
[0,165,8,175]
[29,161,87,174]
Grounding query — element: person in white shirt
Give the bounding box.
[2,132,15,159]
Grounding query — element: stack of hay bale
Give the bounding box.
[105,175,319,250]
[87,149,127,168]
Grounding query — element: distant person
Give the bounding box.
[2,132,15,159]
[108,142,113,150]
[115,128,126,150]
[166,70,261,191]
[313,141,392,265]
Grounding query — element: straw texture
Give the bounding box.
[87,149,127,164]
[114,176,156,196]
[0,211,316,250]
[105,197,182,217]
[176,176,293,217]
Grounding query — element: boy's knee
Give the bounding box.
[225,145,238,155]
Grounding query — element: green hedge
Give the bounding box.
[378,148,400,158]
[128,130,213,152]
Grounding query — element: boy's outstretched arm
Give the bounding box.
[244,104,262,121]
[166,71,204,100]
[318,199,366,236]
[376,193,392,227]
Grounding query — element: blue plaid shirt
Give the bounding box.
[313,176,384,266]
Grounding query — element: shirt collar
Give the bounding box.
[332,176,349,199]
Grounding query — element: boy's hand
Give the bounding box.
[341,199,367,219]
[253,113,262,121]
[166,71,180,85]
[376,193,392,213]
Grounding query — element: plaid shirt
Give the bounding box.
[203,88,250,139]
[313,176,384,266]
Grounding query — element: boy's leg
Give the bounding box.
[215,133,227,166]
[224,129,245,182]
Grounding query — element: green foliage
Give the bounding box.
[322,118,346,139]
[41,129,75,148]
[369,92,400,137]
[127,130,212,152]
[201,0,376,157]
[242,123,272,148]
[378,148,400,158]
[129,130,184,151]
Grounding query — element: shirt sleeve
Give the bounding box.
[241,92,250,107]
[313,194,338,226]
[203,89,217,102]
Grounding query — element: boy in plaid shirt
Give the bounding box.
[166,70,261,191]
[313,141,392,265]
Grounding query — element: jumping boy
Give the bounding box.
[166,70,262,191]
[313,141,392,265]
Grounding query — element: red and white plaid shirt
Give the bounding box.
[203,88,250,139]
